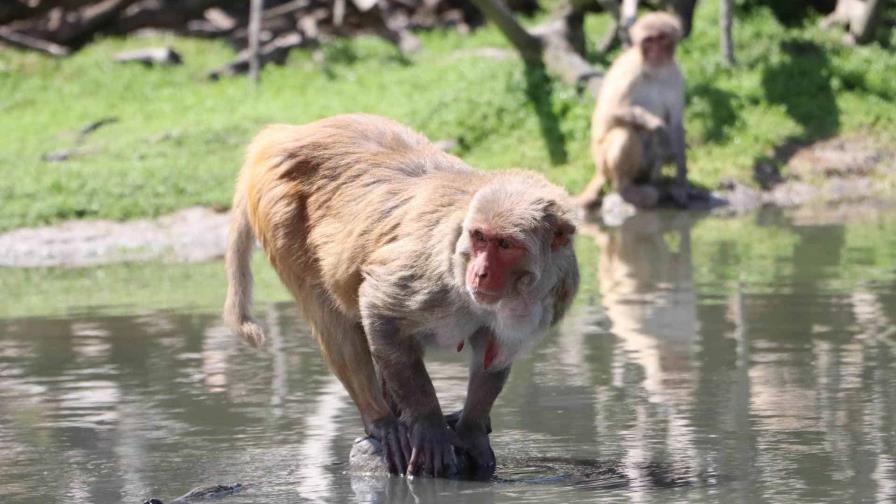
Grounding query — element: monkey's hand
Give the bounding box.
[406,414,458,478]
[644,115,667,132]
[367,416,412,475]
[445,409,492,434]
[453,419,497,478]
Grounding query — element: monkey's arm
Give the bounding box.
[360,307,458,477]
[611,105,666,132]
[450,329,510,477]
[668,99,688,186]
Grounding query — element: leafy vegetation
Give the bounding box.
[1,3,895,231]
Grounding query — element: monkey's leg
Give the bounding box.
[448,329,510,478]
[578,138,611,211]
[642,131,664,185]
[578,173,608,212]
[604,127,642,191]
[362,315,458,478]
[301,293,412,475]
[606,128,660,208]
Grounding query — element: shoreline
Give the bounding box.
[1,186,893,269]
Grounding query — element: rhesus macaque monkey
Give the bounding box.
[821,0,884,45]
[579,11,688,211]
[224,114,579,478]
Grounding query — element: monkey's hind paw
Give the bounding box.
[237,320,266,347]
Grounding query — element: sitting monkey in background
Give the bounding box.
[579,11,688,212]
[224,114,579,478]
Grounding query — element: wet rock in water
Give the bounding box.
[715,181,762,213]
[350,437,391,476]
[143,483,243,503]
[599,193,638,227]
[597,182,722,226]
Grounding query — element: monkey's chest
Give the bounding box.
[423,313,481,349]
[630,83,667,115]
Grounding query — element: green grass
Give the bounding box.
[1,3,895,231]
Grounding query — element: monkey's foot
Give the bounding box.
[350,436,476,479]
[367,416,411,475]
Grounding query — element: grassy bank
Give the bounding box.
[1,3,895,231]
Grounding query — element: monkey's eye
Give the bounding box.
[498,238,511,250]
[472,230,486,242]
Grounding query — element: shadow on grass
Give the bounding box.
[523,62,568,165]
[318,38,410,80]
[688,83,739,144]
[740,0,836,27]
[757,39,840,178]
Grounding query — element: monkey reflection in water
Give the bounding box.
[579,212,704,487]
[582,212,700,403]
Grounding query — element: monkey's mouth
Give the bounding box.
[472,289,502,305]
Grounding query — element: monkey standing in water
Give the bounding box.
[579,12,689,211]
[224,114,579,478]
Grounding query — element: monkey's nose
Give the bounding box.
[477,271,488,279]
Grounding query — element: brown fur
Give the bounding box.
[224,113,579,476]
[579,12,688,211]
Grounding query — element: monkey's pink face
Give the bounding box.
[641,34,675,66]
[465,228,528,305]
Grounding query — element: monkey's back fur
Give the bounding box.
[234,114,573,325]
[237,115,470,316]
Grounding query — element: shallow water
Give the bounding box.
[2,208,896,503]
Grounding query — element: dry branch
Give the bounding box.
[470,0,604,95]
[206,31,304,80]
[0,26,70,56]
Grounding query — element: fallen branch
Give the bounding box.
[206,31,305,80]
[0,26,70,56]
[535,5,602,95]
[470,0,604,95]
[78,116,119,139]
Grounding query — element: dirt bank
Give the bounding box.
[0,206,229,268]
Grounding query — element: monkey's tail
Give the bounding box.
[223,192,266,346]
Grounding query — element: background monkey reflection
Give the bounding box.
[579,12,688,211]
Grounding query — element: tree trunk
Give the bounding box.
[248,0,263,83]
[665,0,696,36]
[468,0,542,63]
[720,0,734,65]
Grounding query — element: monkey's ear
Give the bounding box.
[551,220,576,250]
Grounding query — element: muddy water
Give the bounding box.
[1,209,895,503]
